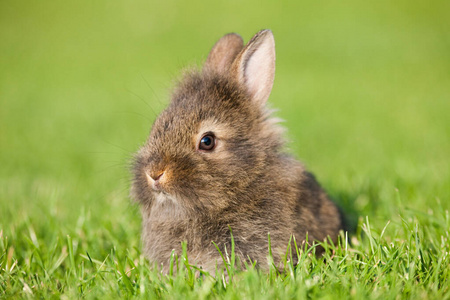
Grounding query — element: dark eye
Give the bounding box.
[199,134,215,151]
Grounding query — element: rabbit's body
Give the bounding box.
[132,30,344,272]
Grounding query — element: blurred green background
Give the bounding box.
[1,0,449,242]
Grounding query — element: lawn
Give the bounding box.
[1,0,449,298]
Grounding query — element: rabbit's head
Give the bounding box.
[132,30,286,215]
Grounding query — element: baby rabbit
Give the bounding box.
[131,30,345,273]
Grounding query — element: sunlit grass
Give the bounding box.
[1,207,449,298]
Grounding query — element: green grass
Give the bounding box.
[1,0,449,298]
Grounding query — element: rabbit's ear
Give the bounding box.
[232,30,275,108]
[204,33,244,73]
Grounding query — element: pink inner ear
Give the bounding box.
[241,32,276,108]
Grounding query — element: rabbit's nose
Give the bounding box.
[151,172,164,182]
[146,170,165,191]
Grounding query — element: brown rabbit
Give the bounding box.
[131,30,345,273]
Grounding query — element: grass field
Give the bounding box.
[1,0,450,298]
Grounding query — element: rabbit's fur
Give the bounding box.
[132,30,345,272]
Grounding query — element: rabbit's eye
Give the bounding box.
[199,134,215,151]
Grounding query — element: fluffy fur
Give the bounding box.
[131,30,345,273]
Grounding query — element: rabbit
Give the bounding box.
[131,30,345,273]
